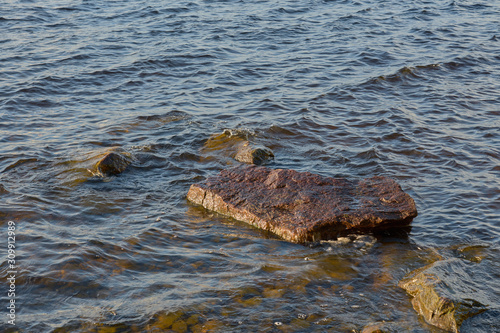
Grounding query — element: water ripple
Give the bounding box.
[1,0,499,331]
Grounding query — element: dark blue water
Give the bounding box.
[1,0,499,332]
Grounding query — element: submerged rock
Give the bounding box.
[201,130,274,165]
[186,165,417,243]
[234,141,274,165]
[203,129,248,152]
[95,149,133,176]
[399,258,489,332]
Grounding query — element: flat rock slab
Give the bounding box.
[187,165,417,243]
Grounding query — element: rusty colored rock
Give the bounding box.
[95,150,133,176]
[186,165,417,243]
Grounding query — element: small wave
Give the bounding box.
[266,125,299,138]
[355,147,380,160]
[57,53,92,63]
[45,21,77,28]
[136,110,190,123]
[444,54,494,70]
[275,7,310,14]
[1,157,39,173]
[55,6,81,12]
[86,54,213,79]
[449,1,493,10]
[366,64,440,85]
[16,85,52,94]
[158,5,195,14]
[357,50,395,66]
[27,99,60,108]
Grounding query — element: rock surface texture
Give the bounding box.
[399,258,489,332]
[187,165,417,243]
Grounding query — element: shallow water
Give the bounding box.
[1,0,499,332]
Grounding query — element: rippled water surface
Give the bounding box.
[1,0,499,332]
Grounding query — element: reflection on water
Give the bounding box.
[0,0,499,332]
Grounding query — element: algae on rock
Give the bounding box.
[399,258,488,332]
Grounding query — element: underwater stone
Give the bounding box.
[399,258,488,332]
[186,165,417,243]
[234,141,274,165]
[201,130,273,165]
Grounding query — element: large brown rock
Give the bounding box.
[399,259,489,332]
[186,165,417,243]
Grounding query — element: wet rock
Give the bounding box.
[186,165,417,243]
[399,258,489,332]
[453,244,489,263]
[234,141,274,165]
[203,129,248,150]
[95,149,133,176]
[152,311,183,330]
[320,234,377,254]
[202,130,274,165]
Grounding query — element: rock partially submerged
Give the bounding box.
[186,165,417,243]
[95,149,133,176]
[399,258,489,332]
[234,141,274,165]
[202,130,274,165]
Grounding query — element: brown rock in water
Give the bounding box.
[234,142,274,165]
[399,259,488,332]
[203,130,247,153]
[95,151,133,176]
[201,130,274,165]
[186,165,417,243]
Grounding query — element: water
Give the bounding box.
[1,0,499,332]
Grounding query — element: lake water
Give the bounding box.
[1,0,499,332]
